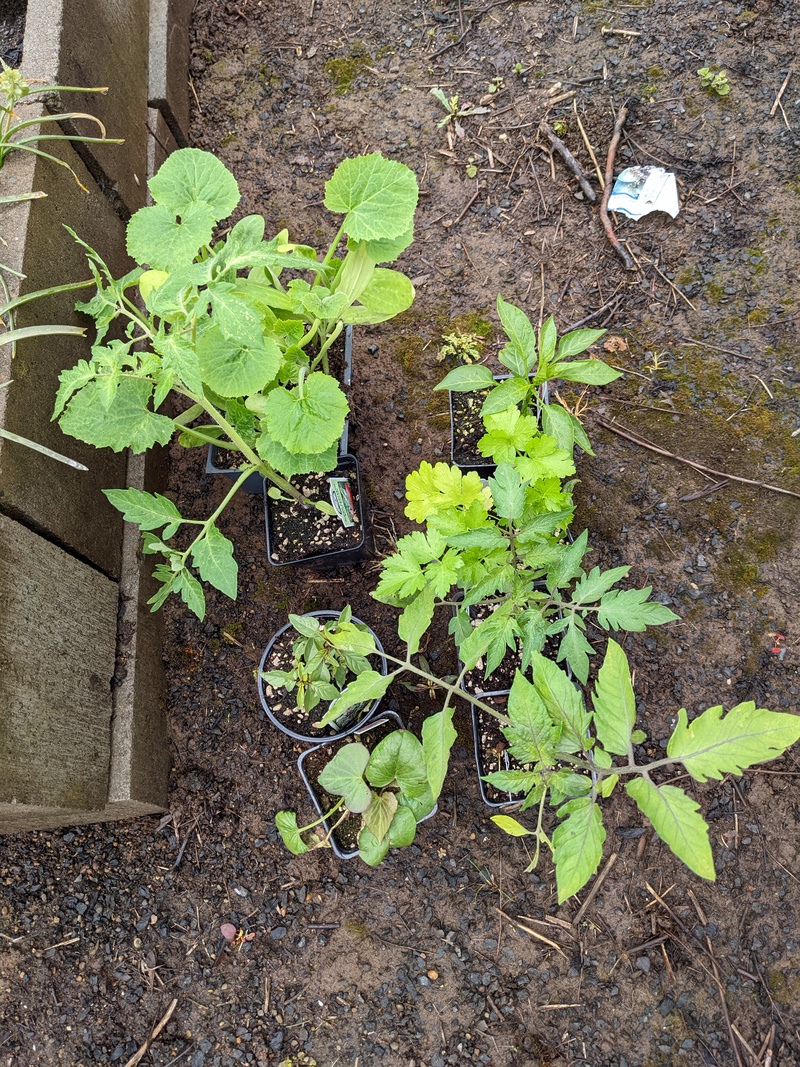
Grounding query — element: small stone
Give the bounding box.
[427,969,439,980]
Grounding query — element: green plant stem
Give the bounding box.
[321,802,351,848]
[375,650,513,728]
[298,795,344,835]
[321,222,346,270]
[312,320,344,374]
[177,389,314,507]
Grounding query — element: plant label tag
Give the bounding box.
[328,476,357,527]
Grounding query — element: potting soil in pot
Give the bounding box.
[266,464,363,564]
[260,624,380,739]
[450,388,491,470]
[472,693,522,805]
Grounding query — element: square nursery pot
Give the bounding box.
[257,610,387,744]
[449,375,550,475]
[206,326,353,494]
[264,453,369,568]
[471,693,522,809]
[297,711,437,860]
[455,596,572,809]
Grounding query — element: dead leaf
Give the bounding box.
[603,336,628,353]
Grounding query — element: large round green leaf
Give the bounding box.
[148,147,240,221]
[127,201,216,271]
[256,431,339,476]
[196,325,282,398]
[263,373,348,455]
[324,154,418,242]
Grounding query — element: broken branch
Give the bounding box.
[539,120,596,201]
[599,105,634,270]
[596,418,800,500]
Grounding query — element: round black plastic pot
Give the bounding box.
[257,610,387,745]
[264,453,369,568]
[297,711,438,860]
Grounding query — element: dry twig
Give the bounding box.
[572,853,618,925]
[123,999,179,1067]
[769,70,792,117]
[496,909,568,958]
[595,418,800,501]
[539,121,596,201]
[599,105,634,269]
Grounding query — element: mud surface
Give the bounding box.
[2,1,800,1065]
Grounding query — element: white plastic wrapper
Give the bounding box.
[607,166,680,220]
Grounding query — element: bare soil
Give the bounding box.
[2,1,800,1065]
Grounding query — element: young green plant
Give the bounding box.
[435,295,620,459]
[489,640,800,902]
[0,59,123,188]
[277,705,457,866]
[51,148,419,619]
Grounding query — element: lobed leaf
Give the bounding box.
[191,524,238,600]
[324,153,419,242]
[667,703,800,783]
[263,373,349,455]
[398,585,436,656]
[148,147,240,221]
[59,378,174,454]
[595,588,680,632]
[103,487,182,533]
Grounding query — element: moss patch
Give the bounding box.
[323,42,372,95]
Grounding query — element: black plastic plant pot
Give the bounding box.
[264,453,369,568]
[297,711,437,861]
[470,693,522,810]
[257,610,388,745]
[449,374,550,475]
[205,446,265,495]
[297,710,404,859]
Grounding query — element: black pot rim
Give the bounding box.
[257,609,388,744]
